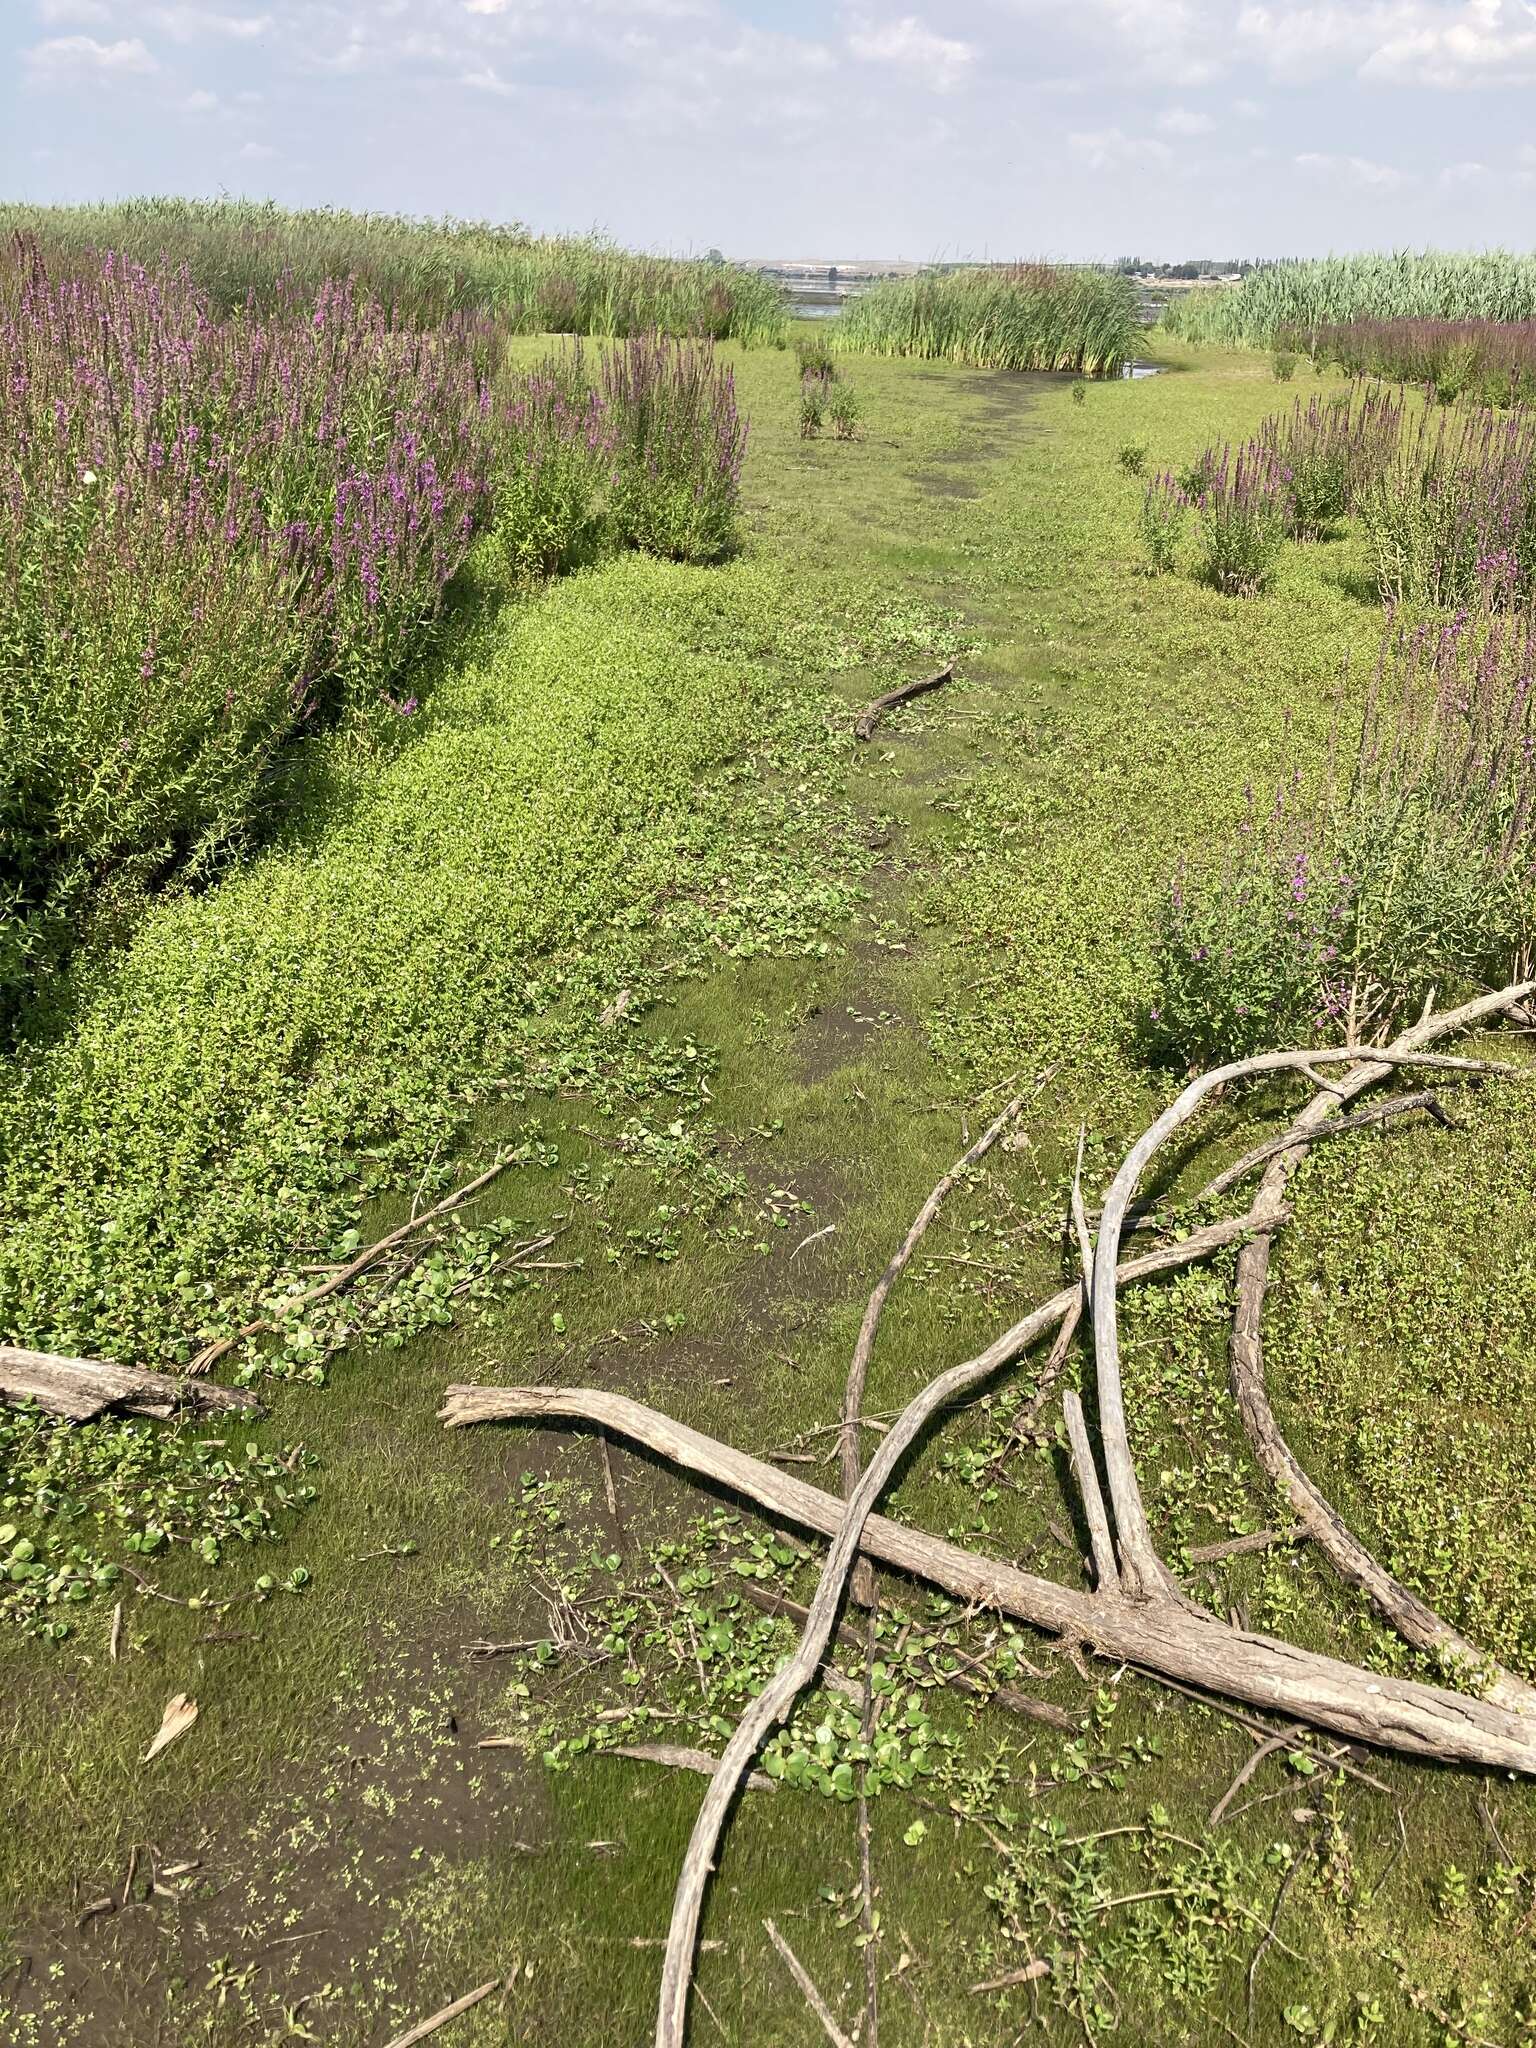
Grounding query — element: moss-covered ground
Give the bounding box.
[2,337,1534,2046]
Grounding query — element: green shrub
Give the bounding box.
[1271,349,1298,381]
[800,388,826,439]
[1117,441,1149,476]
[1138,474,1187,574]
[601,334,747,563]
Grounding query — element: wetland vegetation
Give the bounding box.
[2,209,1536,2048]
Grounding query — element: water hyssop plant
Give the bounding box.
[832,262,1139,376]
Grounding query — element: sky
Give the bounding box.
[4,0,1536,260]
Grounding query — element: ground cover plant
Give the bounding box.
[0,197,788,344]
[5,320,1536,2048]
[832,260,1139,374]
[1309,317,1536,406]
[1162,249,1536,347]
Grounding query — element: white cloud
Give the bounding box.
[1240,1,1536,86]
[147,5,272,39]
[460,61,516,92]
[1068,125,1173,169]
[1156,104,1213,132]
[1233,94,1263,115]
[182,84,219,108]
[25,33,158,75]
[1438,157,1488,182]
[37,0,112,22]
[846,14,974,91]
[237,139,275,157]
[1294,149,1413,190]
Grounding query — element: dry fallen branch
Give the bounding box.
[841,1088,1030,1605]
[0,1347,258,1424]
[607,1744,777,1793]
[189,1152,526,1376]
[1223,981,1536,1714]
[853,661,953,742]
[441,1386,1536,1773]
[383,1980,502,2048]
[762,1919,855,2048]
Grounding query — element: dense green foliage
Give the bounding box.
[832,262,1139,374]
[0,197,788,345]
[1163,250,1536,346]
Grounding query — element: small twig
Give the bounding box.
[382,1979,502,2048]
[601,1438,624,1548]
[1247,1849,1306,2021]
[856,1605,880,2048]
[189,1152,522,1375]
[108,1601,123,1664]
[792,1224,837,1259]
[763,1920,856,2048]
[1210,1734,1287,1825]
[853,662,953,743]
[608,1744,777,1793]
[970,1960,1051,1994]
[1187,1528,1303,1567]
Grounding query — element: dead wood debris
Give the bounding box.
[852,661,953,743]
[442,979,1536,2048]
[762,1919,855,2048]
[0,1347,259,1424]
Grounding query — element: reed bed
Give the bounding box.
[1163,252,1536,348]
[0,198,788,345]
[832,262,1139,375]
[1310,319,1536,406]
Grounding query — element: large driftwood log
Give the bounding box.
[0,1347,259,1423]
[1226,981,1536,1715]
[441,1383,1536,1776]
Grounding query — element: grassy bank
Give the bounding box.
[2,340,1534,2047]
[0,198,788,343]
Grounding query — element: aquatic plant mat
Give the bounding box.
[444,982,1536,2046]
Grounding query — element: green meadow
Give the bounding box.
[3,268,1536,2046]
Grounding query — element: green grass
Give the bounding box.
[1162,249,1536,346]
[832,264,1140,375]
[1,197,788,344]
[2,340,1535,2046]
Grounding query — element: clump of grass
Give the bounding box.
[1138,473,1187,573]
[1117,441,1149,476]
[1150,603,1536,1063]
[0,197,789,345]
[1071,379,1088,406]
[1162,250,1536,347]
[800,387,826,439]
[832,262,1139,376]
[794,333,836,381]
[828,386,861,440]
[1271,349,1298,381]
